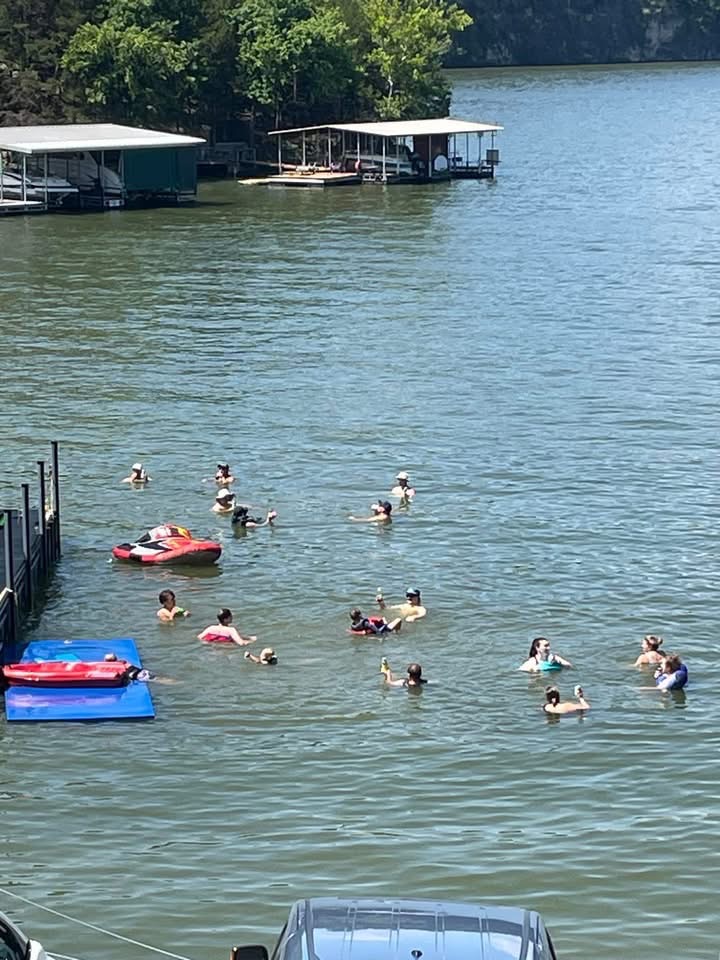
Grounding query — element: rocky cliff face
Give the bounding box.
[449,0,720,66]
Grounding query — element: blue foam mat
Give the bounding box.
[5,638,155,722]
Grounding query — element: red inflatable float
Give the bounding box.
[3,660,132,688]
[112,524,222,565]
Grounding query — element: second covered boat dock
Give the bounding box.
[265,117,503,187]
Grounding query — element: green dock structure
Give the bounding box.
[0,123,205,212]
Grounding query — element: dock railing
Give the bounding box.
[0,441,62,664]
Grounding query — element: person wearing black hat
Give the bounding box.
[215,462,235,485]
[376,587,426,622]
[349,500,392,524]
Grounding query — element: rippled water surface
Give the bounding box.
[2,63,720,960]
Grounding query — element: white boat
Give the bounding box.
[0,170,78,205]
[48,152,123,195]
[0,910,55,960]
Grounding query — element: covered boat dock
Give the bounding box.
[0,123,205,212]
[267,117,503,187]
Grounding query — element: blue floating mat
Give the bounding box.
[5,638,155,722]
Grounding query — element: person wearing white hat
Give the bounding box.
[121,462,151,484]
[391,470,415,501]
[244,647,278,665]
[212,488,236,513]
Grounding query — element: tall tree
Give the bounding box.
[359,0,471,118]
[229,0,356,126]
[62,0,202,127]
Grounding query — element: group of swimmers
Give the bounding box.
[125,461,688,710]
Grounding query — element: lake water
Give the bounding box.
[2,62,720,960]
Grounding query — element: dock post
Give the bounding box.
[51,440,61,559]
[3,509,17,651]
[21,484,32,611]
[37,460,47,579]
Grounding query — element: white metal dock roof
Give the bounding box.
[0,123,205,155]
[270,117,503,137]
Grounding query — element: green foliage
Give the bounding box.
[61,0,202,125]
[229,0,355,124]
[360,0,471,119]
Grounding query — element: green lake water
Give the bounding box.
[2,62,720,959]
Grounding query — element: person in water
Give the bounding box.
[244,647,278,665]
[197,608,256,645]
[215,462,235,485]
[349,500,392,523]
[349,608,402,635]
[544,685,590,714]
[104,652,153,682]
[121,462,151,484]
[212,488,236,513]
[654,653,688,691]
[381,659,427,688]
[231,505,277,528]
[391,471,416,501]
[137,524,191,544]
[519,637,573,672]
[157,589,190,621]
[377,587,427,622]
[634,634,664,666]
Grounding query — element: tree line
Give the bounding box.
[0,0,471,134]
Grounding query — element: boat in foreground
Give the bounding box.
[0,911,55,960]
[231,897,559,960]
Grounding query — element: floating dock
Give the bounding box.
[4,638,155,722]
[267,171,361,188]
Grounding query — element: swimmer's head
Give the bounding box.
[396,471,409,481]
[260,647,277,664]
[661,653,682,673]
[218,608,233,625]
[216,489,234,502]
[350,608,363,622]
[217,462,229,470]
[407,663,422,679]
[642,634,663,651]
[530,636,550,658]
[545,686,560,706]
[132,462,142,471]
[405,588,421,603]
[159,589,176,607]
[104,652,118,662]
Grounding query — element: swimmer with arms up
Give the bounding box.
[349,500,392,523]
[157,589,190,621]
[635,634,664,666]
[544,685,590,714]
[381,659,427,688]
[376,587,426,622]
[215,462,235,485]
[519,637,573,672]
[197,608,256,646]
[231,505,277,528]
[121,462,151,484]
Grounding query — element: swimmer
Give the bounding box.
[137,524,191,544]
[157,589,190,622]
[215,462,235,485]
[349,608,402,635]
[376,587,427,622]
[543,684,590,714]
[381,660,427,688]
[197,608,256,646]
[121,462,151,484]
[349,500,392,523]
[212,488,236,513]
[654,653,688,692]
[244,647,278,665]
[391,471,416,501]
[634,634,664,666]
[231,505,277,528]
[103,652,152,682]
[519,637,573,672]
